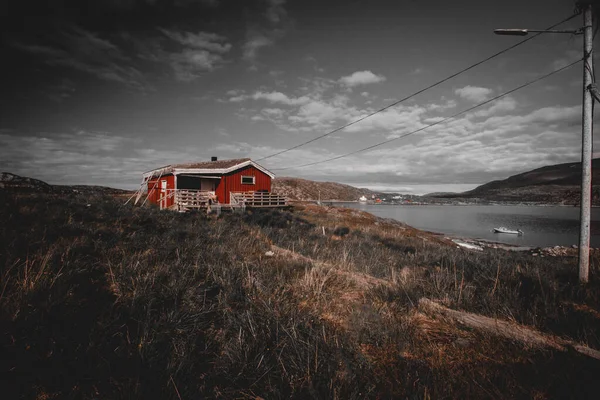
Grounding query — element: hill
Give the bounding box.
[0,172,132,195]
[0,172,53,192]
[273,177,378,201]
[1,184,599,398]
[429,159,600,204]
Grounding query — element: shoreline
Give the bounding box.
[309,202,588,255]
[323,202,599,249]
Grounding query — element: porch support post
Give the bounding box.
[174,173,179,211]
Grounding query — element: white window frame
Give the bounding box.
[241,175,255,185]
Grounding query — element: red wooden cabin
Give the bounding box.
[142,158,285,210]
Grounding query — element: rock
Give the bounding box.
[452,240,483,251]
[454,338,471,348]
[265,251,275,257]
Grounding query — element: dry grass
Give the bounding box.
[1,191,600,399]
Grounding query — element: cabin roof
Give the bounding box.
[170,158,251,169]
[143,158,274,180]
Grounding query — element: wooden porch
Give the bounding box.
[157,189,287,211]
[230,191,288,208]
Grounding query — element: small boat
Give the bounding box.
[493,227,523,235]
[358,195,368,203]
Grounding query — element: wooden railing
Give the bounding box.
[157,190,286,211]
[175,190,216,211]
[157,190,177,210]
[230,191,287,208]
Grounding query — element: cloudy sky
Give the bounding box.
[0,0,596,193]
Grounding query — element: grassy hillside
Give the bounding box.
[273,177,377,201]
[1,188,600,398]
[430,159,600,204]
[469,159,600,191]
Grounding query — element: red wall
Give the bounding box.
[216,166,272,204]
[147,174,175,208]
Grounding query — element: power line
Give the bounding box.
[271,58,581,171]
[254,12,580,163]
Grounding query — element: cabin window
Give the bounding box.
[241,175,255,185]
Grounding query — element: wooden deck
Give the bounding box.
[157,189,287,211]
[230,191,287,208]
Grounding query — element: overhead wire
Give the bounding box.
[255,12,581,163]
[271,58,582,171]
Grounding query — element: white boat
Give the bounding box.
[358,195,368,203]
[493,227,523,235]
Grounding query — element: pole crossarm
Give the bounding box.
[494,28,582,36]
[528,29,583,34]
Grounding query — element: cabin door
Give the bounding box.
[160,180,167,209]
[200,179,215,192]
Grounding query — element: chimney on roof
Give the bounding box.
[211,156,218,162]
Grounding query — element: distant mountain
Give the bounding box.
[428,159,600,204]
[273,177,378,201]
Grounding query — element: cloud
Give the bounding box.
[228,94,248,102]
[454,85,493,102]
[469,96,517,118]
[292,99,357,127]
[479,105,580,131]
[241,0,291,66]
[12,27,151,91]
[261,108,286,117]
[15,26,233,86]
[107,0,220,9]
[252,91,311,105]
[228,90,311,106]
[230,84,433,134]
[265,0,287,24]
[159,29,232,80]
[44,78,76,102]
[339,70,386,87]
[258,97,591,190]
[168,49,226,81]
[159,29,231,53]
[228,75,588,189]
[174,0,220,6]
[0,130,137,186]
[426,99,457,111]
[118,27,231,82]
[344,105,427,136]
[242,33,274,62]
[552,50,581,70]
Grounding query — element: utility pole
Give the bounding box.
[579,2,594,283]
[495,3,594,283]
